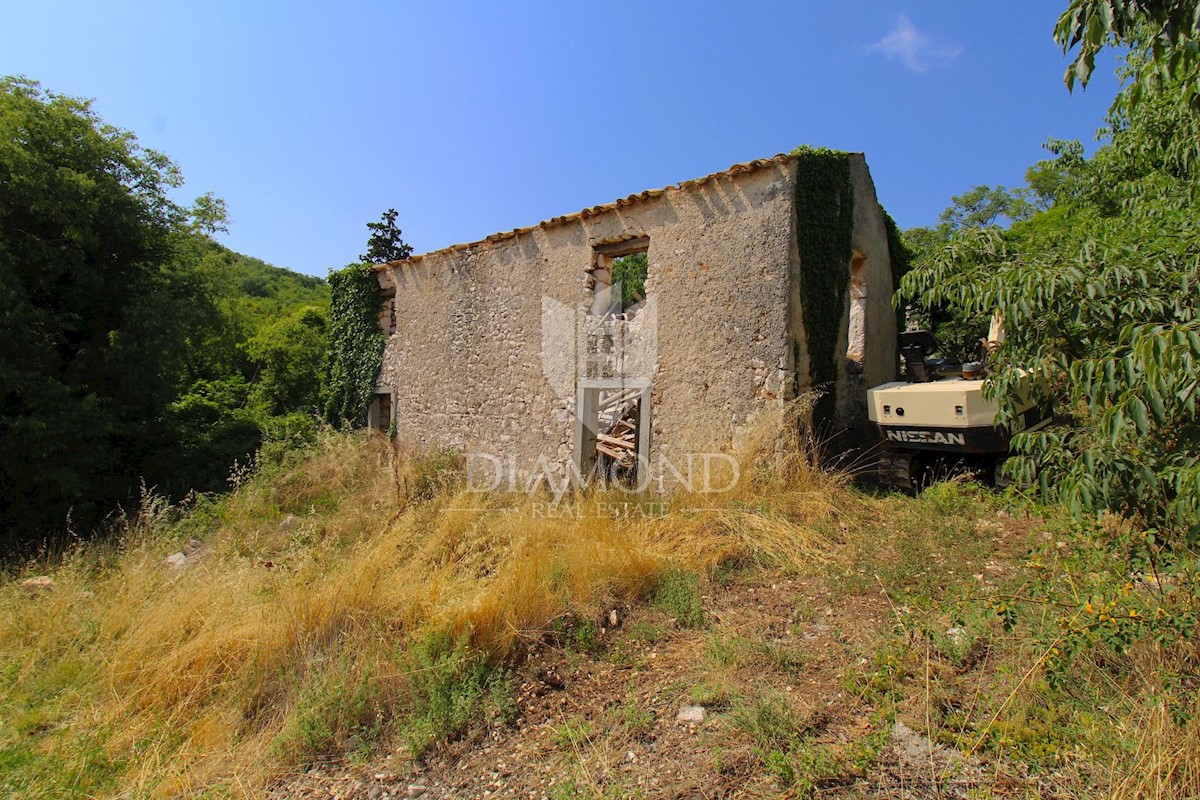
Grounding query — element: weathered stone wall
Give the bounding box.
[375,154,897,490]
[377,161,797,490]
[835,155,898,427]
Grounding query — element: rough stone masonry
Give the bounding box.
[370,152,898,493]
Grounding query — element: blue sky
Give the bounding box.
[1,1,1120,277]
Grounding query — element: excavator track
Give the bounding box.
[877,450,918,490]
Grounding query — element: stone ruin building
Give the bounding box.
[369,152,900,492]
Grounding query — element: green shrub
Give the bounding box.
[689,680,733,709]
[730,693,812,751]
[272,654,386,765]
[627,620,668,645]
[651,568,704,628]
[396,629,506,759]
[843,641,913,705]
[551,718,592,749]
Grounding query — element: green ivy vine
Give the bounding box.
[323,263,386,427]
[883,210,913,340]
[791,146,854,408]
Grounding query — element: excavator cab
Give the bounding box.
[897,330,963,383]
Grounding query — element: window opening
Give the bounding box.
[846,252,867,365]
[590,239,649,319]
[368,392,392,433]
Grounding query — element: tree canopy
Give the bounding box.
[901,28,1200,543]
[0,77,329,549]
[1056,0,1200,106]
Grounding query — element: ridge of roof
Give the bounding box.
[373,152,798,271]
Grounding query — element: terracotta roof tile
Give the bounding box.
[373,153,795,271]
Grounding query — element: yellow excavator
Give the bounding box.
[867,315,1050,489]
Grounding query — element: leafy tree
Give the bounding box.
[900,48,1199,541]
[612,252,648,306]
[1056,0,1200,107]
[159,377,262,494]
[0,77,332,547]
[0,77,195,541]
[188,192,230,235]
[142,247,330,499]
[902,185,1035,361]
[360,208,413,264]
[938,185,1036,230]
[1022,139,1088,209]
[243,306,328,417]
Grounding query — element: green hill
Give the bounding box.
[213,243,330,316]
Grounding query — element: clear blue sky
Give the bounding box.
[1,1,1120,277]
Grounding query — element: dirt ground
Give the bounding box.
[269,508,1042,800]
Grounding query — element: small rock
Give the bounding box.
[892,719,964,770]
[676,705,706,723]
[183,538,203,555]
[163,552,188,570]
[406,786,428,798]
[608,609,619,628]
[21,575,54,592]
[368,787,382,800]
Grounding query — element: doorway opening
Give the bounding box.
[573,379,651,488]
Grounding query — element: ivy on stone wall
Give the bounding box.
[883,210,913,339]
[323,263,385,427]
[791,146,854,407]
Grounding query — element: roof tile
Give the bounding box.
[374,153,796,271]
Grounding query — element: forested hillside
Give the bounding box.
[208,241,329,318]
[0,77,330,551]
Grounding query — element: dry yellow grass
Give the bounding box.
[0,401,857,798]
[1102,702,1200,800]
